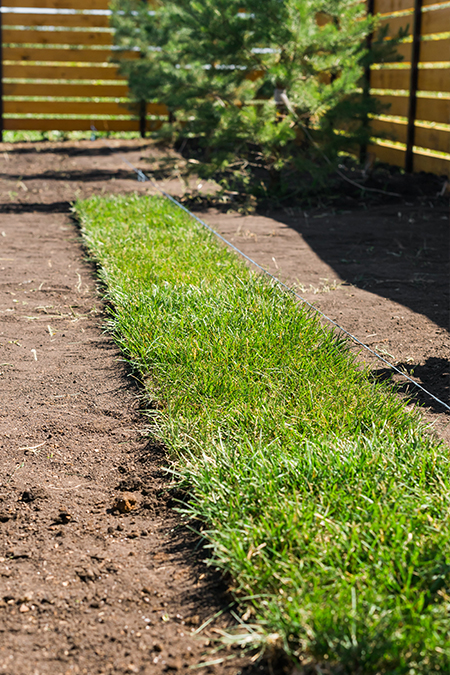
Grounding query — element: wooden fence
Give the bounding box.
[0,0,165,135]
[368,0,450,176]
[0,0,449,177]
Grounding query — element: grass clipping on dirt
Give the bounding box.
[77,194,450,674]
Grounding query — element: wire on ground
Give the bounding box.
[114,150,450,415]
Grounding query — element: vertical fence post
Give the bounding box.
[0,0,3,143]
[405,0,423,173]
[139,100,146,138]
[360,0,375,166]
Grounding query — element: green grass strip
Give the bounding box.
[76,194,450,674]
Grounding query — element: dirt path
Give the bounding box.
[0,141,255,675]
[0,138,448,674]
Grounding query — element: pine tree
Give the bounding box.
[110,0,397,197]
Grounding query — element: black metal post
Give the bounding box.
[360,0,375,166]
[405,0,423,173]
[139,100,146,138]
[0,0,3,143]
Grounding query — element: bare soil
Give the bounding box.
[0,138,448,675]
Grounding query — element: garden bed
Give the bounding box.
[0,138,448,674]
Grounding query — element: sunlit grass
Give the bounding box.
[76,194,450,674]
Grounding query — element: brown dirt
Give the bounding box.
[0,138,448,674]
[0,139,262,675]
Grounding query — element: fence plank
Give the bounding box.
[379,13,413,36]
[420,39,450,62]
[3,82,129,97]
[374,0,413,12]
[418,68,450,92]
[384,39,450,64]
[3,63,125,80]
[372,117,450,152]
[371,68,411,89]
[3,0,110,7]
[384,43,450,67]
[374,0,448,12]
[371,67,450,91]
[4,100,137,116]
[3,117,163,132]
[4,100,168,117]
[2,28,113,45]
[416,96,450,122]
[368,144,449,177]
[415,124,450,152]
[3,47,138,63]
[379,7,450,35]
[422,6,450,34]
[373,94,450,122]
[4,118,139,131]
[371,117,408,142]
[2,13,111,29]
[368,142,406,166]
[413,151,450,174]
[372,94,409,116]
[393,41,413,61]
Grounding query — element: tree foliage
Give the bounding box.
[111,0,401,197]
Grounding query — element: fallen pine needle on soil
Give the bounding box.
[76,194,450,674]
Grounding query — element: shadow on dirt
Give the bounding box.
[0,168,136,184]
[0,201,71,213]
[271,197,449,332]
[371,356,450,416]
[2,141,150,157]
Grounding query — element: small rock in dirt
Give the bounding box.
[52,511,73,525]
[141,530,148,536]
[75,567,97,582]
[19,603,30,613]
[116,523,124,531]
[185,615,200,626]
[6,548,30,559]
[164,657,182,671]
[18,592,34,603]
[111,495,137,514]
[20,487,48,503]
[0,512,11,523]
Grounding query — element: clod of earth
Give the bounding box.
[111,495,138,514]
[19,487,48,503]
